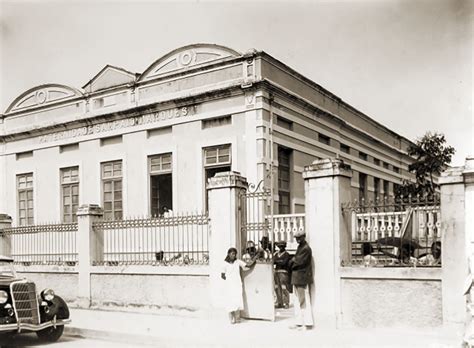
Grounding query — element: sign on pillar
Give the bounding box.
[302,158,352,329]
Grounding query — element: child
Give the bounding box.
[221,247,255,324]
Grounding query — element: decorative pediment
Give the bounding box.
[139,44,241,81]
[5,84,83,114]
[83,65,137,93]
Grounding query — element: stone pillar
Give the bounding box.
[463,157,474,341]
[303,159,352,329]
[0,214,12,256]
[207,171,248,311]
[76,204,103,308]
[439,165,468,331]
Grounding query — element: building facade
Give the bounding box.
[0,44,414,226]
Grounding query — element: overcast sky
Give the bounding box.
[0,0,472,165]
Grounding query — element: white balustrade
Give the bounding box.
[270,214,305,251]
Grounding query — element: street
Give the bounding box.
[0,334,154,348]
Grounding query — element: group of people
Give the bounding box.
[361,241,442,267]
[221,231,314,330]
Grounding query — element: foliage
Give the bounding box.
[396,132,455,196]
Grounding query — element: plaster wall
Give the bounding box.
[16,271,78,303]
[90,273,210,316]
[340,268,442,328]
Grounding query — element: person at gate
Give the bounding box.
[361,242,378,267]
[274,241,291,308]
[221,247,256,324]
[289,230,314,330]
[242,241,257,263]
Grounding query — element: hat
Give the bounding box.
[294,230,306,238]
[275,241,287,247]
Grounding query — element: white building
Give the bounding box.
[0,44,414,226]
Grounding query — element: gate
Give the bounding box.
[239,182,275,321]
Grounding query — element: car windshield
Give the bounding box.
[0,262,15,277]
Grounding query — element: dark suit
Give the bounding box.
[290,240,314,327]
[291,240,312,286]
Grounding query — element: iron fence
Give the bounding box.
[1,223,78,265]
[92,212,210,266]
[342,194,441,268]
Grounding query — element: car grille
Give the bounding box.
[11,282,40,325]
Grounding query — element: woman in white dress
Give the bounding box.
[221,247,256,324]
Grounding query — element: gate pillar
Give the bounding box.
[303,158,352,329]
[207,171,248,312]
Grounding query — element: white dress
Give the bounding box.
[222,260,247,312]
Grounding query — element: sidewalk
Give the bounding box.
[65,308,462,347]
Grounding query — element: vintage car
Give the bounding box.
[0,256,70,342]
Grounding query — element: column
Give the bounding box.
[76,204,103,308]
[0,214,12,256]
[303,158,352,329]
[207,171,248,311]
[439,165,467,331]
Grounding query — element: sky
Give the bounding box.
[0,0,472,165]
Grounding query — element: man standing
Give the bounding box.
[289,230,314,330]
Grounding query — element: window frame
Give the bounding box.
[60,166,80,223]
[101,160,123,220]
[17,173,34,226]
[148,153,173,216]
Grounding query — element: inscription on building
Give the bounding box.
[39,106,196,143]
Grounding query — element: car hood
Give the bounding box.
[0,277,23,286]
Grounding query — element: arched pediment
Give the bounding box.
[139,44,241,82]
[5,84,83,114]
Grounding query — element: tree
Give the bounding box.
[396,132,455,196]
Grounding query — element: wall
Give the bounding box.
[340,268,443,328]
[16,268,79,303]
[90,271,210,317]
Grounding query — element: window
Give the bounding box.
[394,183,401,196]
[204,145,232,209]
[359,173,367,202]
[359,152,368,161]
[149,154,173,216]
[101,161,123,220]
[17,173,34,226]
[383,180,389,197]
[374,177,380,201]
[393,166,400,174]
[318,133,330,146]
[373,158,380,166]
[278,147,292,214]
[61,167,79,223]
[383,162,390,170]
[340,143,350,154]
[276,116,293,131]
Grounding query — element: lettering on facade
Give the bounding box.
[38,106,196,143]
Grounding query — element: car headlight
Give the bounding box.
[41,288,55,302]
[0,290,8,304]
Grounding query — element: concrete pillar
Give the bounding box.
[207,171,248,310]
[303,158,352,329]
[0,214,12,256]
[76,204,103,308]
[439,165,467,331]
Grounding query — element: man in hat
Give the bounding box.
[289,230,314,330]
[274,241,291,308]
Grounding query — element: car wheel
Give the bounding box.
[36,325,64,342]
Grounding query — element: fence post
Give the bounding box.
[302,158,352,329]
[439,163,468,333]
[76,204,104,308]
[0,214,12,256]
[207,171,248,312]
